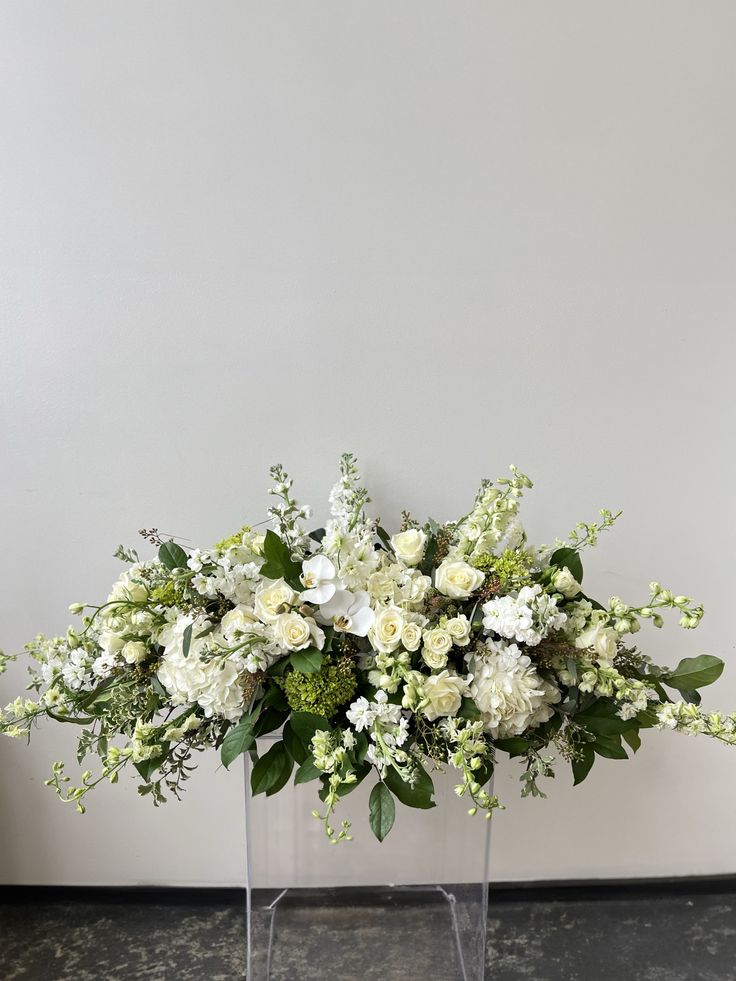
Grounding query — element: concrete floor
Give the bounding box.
[1,885,735,980]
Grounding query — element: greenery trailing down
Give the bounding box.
[0,454,731,842]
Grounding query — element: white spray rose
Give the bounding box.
[575,622,618,664]
[422,627,453,669]
[221,605,259,640]
[121,640,148,665]
[552,567,581,599]
[434,560,485,599]
[446,615,471,647]
[422,670,469,722]
[254,578,297,623]
[401,622,423,652]
[390,529,427,567]
[369,605,405,653]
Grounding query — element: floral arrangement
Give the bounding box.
[1,455,730,843]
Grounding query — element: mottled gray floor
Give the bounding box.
[1,887,735,981]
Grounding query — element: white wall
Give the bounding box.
[1,1,735,886]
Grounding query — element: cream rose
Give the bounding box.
[552,567,581,599]
[390,529,427,567]
[446,615,471,647]
[254,578,297,623]
[434,560,485,599]
[401,621,423,652]
[369,605,404,653]
[400,570,432,605]
[121,640,148,665]
[422,670,469,721]
[422,627,453,669]
[275,612,317,651]
[575,622,618,664]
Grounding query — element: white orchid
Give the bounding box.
[299,554,338,604]
[318,588,375,637]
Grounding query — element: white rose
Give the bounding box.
[422,670,468,722]
[122,640,149,665]
[390,529,427,567]
[370,605,405,653]
[422,627,453,669]
[401,621,423,652]
[552,567,581,599]
[400,570,432,605]
[446,615,471,647]
[434,560,485,599]
[575,623,618,664]
[99,631,125,655]
[275,612,314,651]
[221,605,259,639]
[254,578,297,623]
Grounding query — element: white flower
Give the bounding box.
[390,529,426,567]
[157,616,244,722]
[300,555,338,604]
[92,651,117,678]
[346,695,375,732]
[254,578,297,624]
[655,703,679,729]
[575,620,618,665]
[98,631,125,655]
[467,640,560,738]
[121,640,148,665]
[369,605,405,653]
[446,615,471,647]
[401,621,423,652]
[422,627,453,669]
[275,612,325,651]
[221,605,260,642]
[435,560,485,599]
[482,584,566,647]
[552,567,581,599]
[422,670,469,722]
[319,589,374,637]
[399,569,432,605]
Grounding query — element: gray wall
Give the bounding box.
[1,1,735,885]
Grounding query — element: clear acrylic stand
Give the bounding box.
[243,735,491,981]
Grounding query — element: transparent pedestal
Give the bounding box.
[243,737,491,981]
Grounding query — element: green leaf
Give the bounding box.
[266,750,293,796]
[575,700,634,736]
[254,706,289,737]
[593,734,628,760]
[457,697,481,720]
[419,532,439,576]
[294,754,322,785]
[181,623,193,659]
[376,526,392,551]
[282,721,307,764]
[493,737,531,758]
[221,715,256,769]
[259,530,303,587]
[289,711,330,747]
[663,655,724,693]
[289,647,324,675]
[622,729,641,753]
[159,541,188,571]
[549,547,583,584]
[251,741,290,796]
[572,744,595,785]
[369,781,396,842]
[383,766,436,809]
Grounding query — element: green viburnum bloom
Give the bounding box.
[282,656,357,717]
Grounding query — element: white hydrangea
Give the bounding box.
[157,616,245,722]
[482,584,566,647]
[466,640,560,738]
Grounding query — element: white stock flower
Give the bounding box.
[319,589,374,637]
[482,584,566,647]
[467,640,560,738]
[369,605,405,652]
[421,670,469,722]
[422,627,453,669]
[275,612,325,651]
[390,529,427,567]
[435,560,485,599]
[299,555,338,604]
[254,578,297,623]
